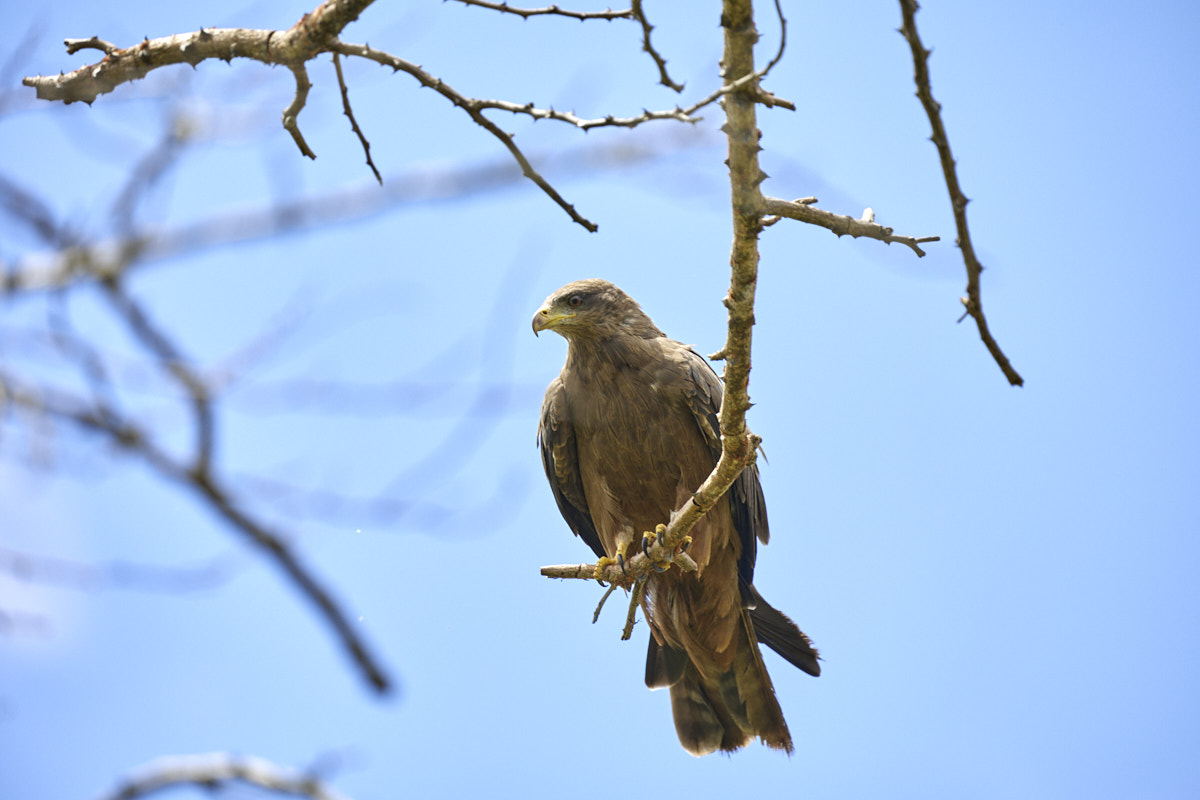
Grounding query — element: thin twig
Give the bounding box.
[471,97,697,130]
[763,195,939,257]
[332,52,381,184]
[284,63,317,160]
[64,36,119,56]
[620,574,648,640]
[592,581,619,623]
[762,0,788,77]
[898,0,1023,386]
[450,0,633,20]
[330,40,599,231]
[632,0,684,92]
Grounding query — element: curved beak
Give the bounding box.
[532,305,574,336]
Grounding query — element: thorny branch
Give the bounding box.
[21,0,700,231]
[332,52,381,184]
[763,195,939,257]
[898,0,1023,386]
[326,40,600,231]
[99,753,352,800]
[632,0,684,92]
[450,0,633,21]
[448,0,681,92]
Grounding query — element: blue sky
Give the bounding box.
[2,1,1198,799]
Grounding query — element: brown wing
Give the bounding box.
[679,346,821,677]
[679,346,767,594]
[538,375,605,559]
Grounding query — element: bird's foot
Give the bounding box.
[593,541,630,583]
[642,524,690,572]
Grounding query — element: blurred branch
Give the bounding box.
[99,754,352,800]
[98,278,216,474]
[0,373,393,694]
[0,546,239,593]
[898,0,1023,386]
[2,131,701,293]
[0,607,51,636]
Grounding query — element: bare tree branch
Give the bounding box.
[763,195,939,257]
[332,52,381,184]
[898,0,1023,386]
[451,0,634,20]
[99,753,352,800]
[20,0,704,232]
[326,40,599,230]
[64,36,119,57]
[632,0,684,92]
[469,97,697,130]
[284,63,318,160]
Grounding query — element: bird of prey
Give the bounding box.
[533,279,820,756]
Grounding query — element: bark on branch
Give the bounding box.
[898,0,1023,386]
[22,0,694,231]
[763,195,939,257]
[23,0,375,105]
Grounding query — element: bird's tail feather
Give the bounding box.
[663,608,794,757]
[748,587,821,677]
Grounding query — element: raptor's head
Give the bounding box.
[532,279,661,341]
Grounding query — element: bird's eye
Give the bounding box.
[568,295,583,308]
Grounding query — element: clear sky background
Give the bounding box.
[2,1,1198,799]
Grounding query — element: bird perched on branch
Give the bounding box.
[533,278,819,756]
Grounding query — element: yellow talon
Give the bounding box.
[593,556,617,582]
[594,540,633,583]
[642,524,687,571]
[614,540,629,571]
[641,528,658,556]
